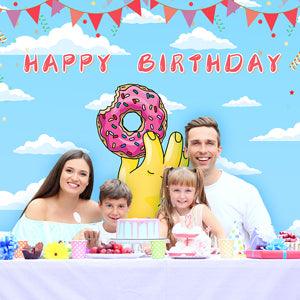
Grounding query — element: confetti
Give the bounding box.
[284,41,288,46]
[39,15,50,33]
[91,1,97,5]
[1,116,7,122]
[0,32,7,43]
[289,52,300,71]
[266,1,272,5]
[214,14,225,32]
[271,33,276,38]
[286,25,295,37]
[111,24,119,36]
[289,90,295,95]
[0,75,3,82]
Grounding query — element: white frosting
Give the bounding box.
[172,223,202,235]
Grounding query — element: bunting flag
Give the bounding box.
[164,6,177,23]
[51,0,65,16]
[150,0,159,9]
[201,5,216,24]
[245,9,260,26]
[108,8,122,27]
[127,0,142,16]
[6,10,21,27]
[88,13,103,30]
[182,10,197,27]
[70,8,84,26]
[283,8,298,26]
[227,0,240,16]
[263,13,279,30]
[26,5,41,24]
[1,0,299,31]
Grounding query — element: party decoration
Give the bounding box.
[0,234,18,260]
[289,52,300,70]
[22,242,43,259]
[44,242,70,259]
[228,221,245,254]
[265,238,288,250]
[0,0,299,31]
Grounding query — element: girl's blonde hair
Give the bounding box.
[157,167,209,246]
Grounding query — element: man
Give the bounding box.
[184,116,275,246]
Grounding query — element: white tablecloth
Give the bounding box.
[1,257,300,300]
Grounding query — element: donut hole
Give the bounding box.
[121,111,143,133]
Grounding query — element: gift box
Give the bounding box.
[245,250,300,259]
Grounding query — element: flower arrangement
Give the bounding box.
[44,242,70,259]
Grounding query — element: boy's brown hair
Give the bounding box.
[99,179,132,206]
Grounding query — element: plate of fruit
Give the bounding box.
[86,241,145,259]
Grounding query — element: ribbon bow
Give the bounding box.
[265,238,288,251]
[0,234,18,260]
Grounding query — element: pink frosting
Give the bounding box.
[97,84,167,158]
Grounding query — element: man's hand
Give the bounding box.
[118,131,188,218]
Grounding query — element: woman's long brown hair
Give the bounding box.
[20,149,94,218]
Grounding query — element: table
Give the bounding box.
[1,257,300,300]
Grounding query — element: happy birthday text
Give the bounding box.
[23,53,282,74]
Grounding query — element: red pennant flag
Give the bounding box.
[221,0,228,7]
[127,0,142,16]
[88,13,103,30]
[201,5,216,24]
[283,8,298,27]
[182,10,197,27]
[108,8,122,27]
[26,5,41,24]
[46,0,53,7]
[7,10,21,27]
[51,0,65,16]
[245,8,259,26]
[164,6,177,23]
[70,8,84,26]
[263,13,278,31]
[150,0,159,9]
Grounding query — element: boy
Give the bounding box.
[84,179,132,248]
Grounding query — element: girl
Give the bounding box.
[157,167,225,247]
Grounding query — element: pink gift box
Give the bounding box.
[245,250,300,259]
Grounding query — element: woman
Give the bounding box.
[12,149,101,246]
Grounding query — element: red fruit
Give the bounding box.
[285,238,291,242]
[89,247,98,254]
[105,243,113,249]
[106,249,113,254]
[122,247,133,254]
[114,249,121,254]
[113,243,123,251]
[100,248,107,254]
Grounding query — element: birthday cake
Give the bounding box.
[169,222,211,257]
[116,218,160,239]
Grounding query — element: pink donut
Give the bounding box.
[97,84,167,158]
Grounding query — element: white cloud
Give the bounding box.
[0,179,44,210]
[14,134,88,154]
[0,23,130,55]
[222,96,261,107]
[85,93,115,110]
[170,27,236,50]
[0,83,34,101]
[217,156,261,175]
[0,5,8,9]
[122,8,165,24]
[234,0,261,7]
[158,94,186,114]
[250,123,300,141]
[85,92,186,114]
